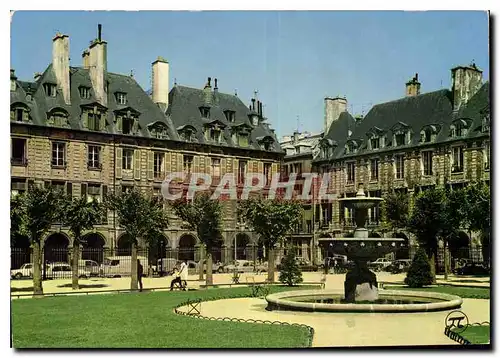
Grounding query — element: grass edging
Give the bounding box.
[173,293,315,347]
[444,322,490,345]
[383,285,490,299]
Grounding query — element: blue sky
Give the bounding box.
[10,11,489,138]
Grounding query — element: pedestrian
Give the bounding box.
[137,259,144,292]
[170,266,182,290]
[179,259,188,290]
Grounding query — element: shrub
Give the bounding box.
[278,248,303,286]
[404,248,433,288]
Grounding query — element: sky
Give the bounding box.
[10,11,490,139]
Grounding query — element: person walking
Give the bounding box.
[179,259,188,290]
[137,259,144,292]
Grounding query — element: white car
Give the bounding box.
[368,258,393,271]
[11,263,33,279]
[224,260,258,273]
[46,263,92,279]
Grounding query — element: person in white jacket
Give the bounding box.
[179,260,188,290]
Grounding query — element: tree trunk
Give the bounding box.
[267,246,275,282]
[206,250,213,285]
[130,241,138,290]
[198,245,204,281]
[71,242,80,290]
[429,247,437,284]
[32,240,43,296]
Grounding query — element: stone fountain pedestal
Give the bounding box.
[321,184,405,303]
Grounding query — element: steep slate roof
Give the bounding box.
[166,85,282,153]
[11,64,282,154]
[325,82,489,161]
[316,111,357,161]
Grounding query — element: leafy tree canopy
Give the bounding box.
[60,195,105,243]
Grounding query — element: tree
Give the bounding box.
[105,188,169,290]
[170,192,223,286]
[60,195,105,290]
[408,188,447,283]
[11,185,63,295]
[463,182,491,264]
[278,247,303,286]
[404,248,433,288]
[11,195,27,247]
[381,190,410,231]
[238,198,302,282]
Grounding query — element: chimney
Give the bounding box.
[405,73,421,97]
[259,102,263,117]
[151,56,169,111]
[52,33,71,104]
[451,63,483,111]
[10,69,17,92]
[88,24,107,106]
[82,50,90,69]
[203,77,212,105]
[324,96,347,134]
[214,78,218,92]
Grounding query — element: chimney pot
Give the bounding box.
[98,24,102,42]
[207,77,211,86]
[214,78,218,88]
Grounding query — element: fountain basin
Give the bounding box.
[265,289,463,313]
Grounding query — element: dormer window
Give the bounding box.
[79,86,91,99]
[122,117,134,135]
[481,110,490,133]
[395,133,406,146]
[249,114,259,126]
[182,129,194,142]
[10,104,31,123]
[44,83,57,97]
[224,110,236,123]
[257,136,275,151]
[345,140,358,154]
[420,124,439,143]
[47,108,69,128]
[150,123,169,139]
[199,106,210,119]
[83,104,108,132]
[238,133,249,147]
[370,137,380,150]
[208,127,222,143]
[450,119,470,138]
[115,92,127,105]
[114,108,139,135]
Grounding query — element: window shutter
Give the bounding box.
[134,150,141,180]
[221,158,226,176]
[44,181,51,189]
[81,183,87,197]
[233,159,238,178]
[165,152,171,174]
[102,185,108,199]
[100,114,106,131]
[23,111,29,122]
[178,154,184,173]
[81,111,88,129]
[116,116,122,132]
[115,147,122,178]
[194,156,200,175]
[258,162,263,174]
[27,179,34,189]
[67,182,73,197]
[206,156,211,174]
[271,163,278,176]
[132,119,139,134]
[148,151,154,180]
[10,110,14,121]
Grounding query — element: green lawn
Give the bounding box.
[453,325,490,344]
[384,285,490,299]
[11,286,313,348]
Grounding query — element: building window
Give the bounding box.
[263,141,273,151]
[395,155,404,179]
[199,107,210,118]
[484,142,490,170]
[370,137,380,150]
[122,118,134,135]
[346,162,355,184]
[211,158,221,178]
[292,163,303,175]
[87,184,101,202]
[451,146,464,173]
[238,161,247,184]
[79,87,90,99]
[88,113,101,131]
[49,112,68,127]
[51,181,66,194]
[51,142,66,167]
[11,138,27,166]
[370,159,379,181]
[11,179,27,197]
[238,133,249,147]
[421,129,432,143]
[15,108,24,122]
[122,185,133,194]
[151,124,168,139]
[422,151,433,176]
[183,155,193,175]
[44,83,57,97]
[450,120,468,138]
[482,114,490,133]
[88,145,101,169]
[122,149,133,170]
[181,129,195,142]
[395,133,406,146]
[264,163,272,185]
[154,152,164,179]
[224,110,235,123]
[115,92,127,105]
[345,141,357,154]
[208,127,221,143]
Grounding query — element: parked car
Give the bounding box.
[277,258,319,272]
[453,262,490,276]
[368,258,393,271]
[156,258,179,276]
[386,259,412,274]
[100,256,148,278]
[46,263,92,279]
[78,259,100,277]
[11,263,33,279]
[198,260,226,273]
[224,260,253,273]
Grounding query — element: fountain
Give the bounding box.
[265,184,463,312]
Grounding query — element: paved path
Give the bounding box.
[10,271,489,297]
[179,297,489,347]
